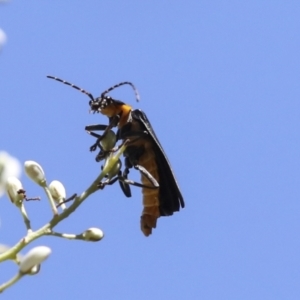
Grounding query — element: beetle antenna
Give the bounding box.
[101,81,140,102]
[47,75,95,102]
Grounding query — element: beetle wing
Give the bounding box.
[131,109,185,216]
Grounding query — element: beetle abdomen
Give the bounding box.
[138,145,160,236]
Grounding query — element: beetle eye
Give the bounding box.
[106,97,112,105]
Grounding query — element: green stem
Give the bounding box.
[43,185,58,216]
[0,143,127,263]
[19,204,32,234]
[0,272,23,293]
[49,231,86,241]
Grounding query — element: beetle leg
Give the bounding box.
[97,170,132,197]
[85,124,108,132]
[118,168,131,197]
[86,116,120,152]
[98,166,157,197]
[108,131,149,153]
[86,124,111,152]
[98,175,120,189]
[133,164,159,188]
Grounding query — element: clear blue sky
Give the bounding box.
[1,1,300,299]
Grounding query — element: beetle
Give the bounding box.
[47,75,185,236]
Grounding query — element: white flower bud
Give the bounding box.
[0,151,21,198]
[5,176,24,206]
[100,130,117,151]
[82,227,104,241]
[0,28,7,49]
[19,246,51,274]
[0,244,10,254]
[49,180,66,202]
[24,161,46,186]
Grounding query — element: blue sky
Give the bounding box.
[1,1,300,299]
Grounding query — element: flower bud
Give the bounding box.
[82,227,104,241]
[19,246,51,274]
[0,244,10,254]
[0,28,6,49]
[24,161,46,186]
[27,264,41,275]
[49,180,66,202]
[103,158,122,179]
[100,130,117,151]
[0,151,21,198]
[5,177,25,206]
